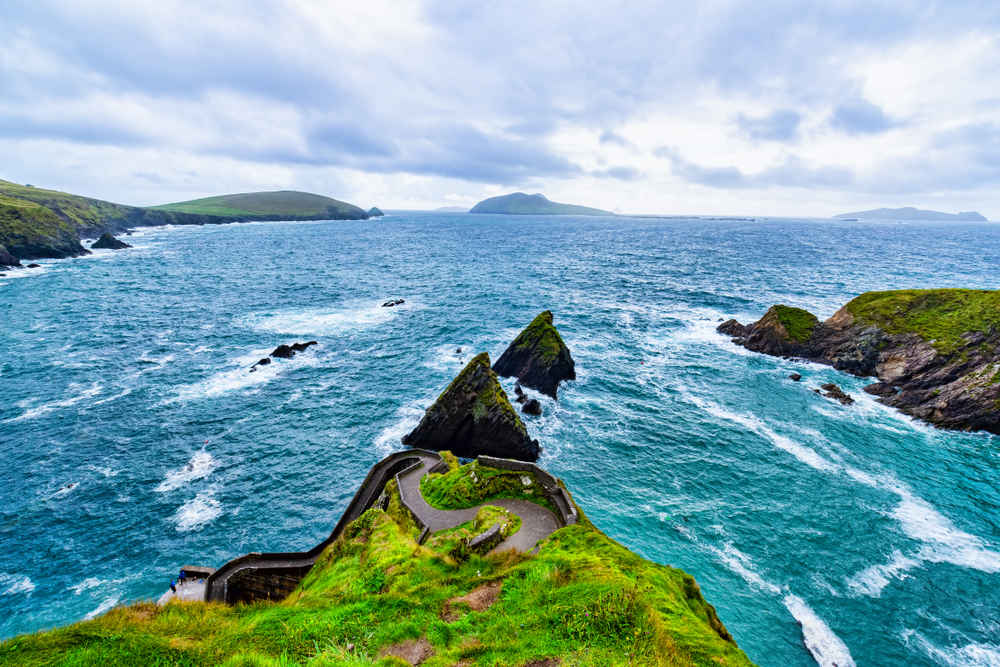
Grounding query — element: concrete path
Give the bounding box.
[397,454,561,554]
[156,578,207,605]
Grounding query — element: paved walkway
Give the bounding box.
[397,454,561,554]
[156,578,207,605]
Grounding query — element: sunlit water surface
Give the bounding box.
[2,213,999,666]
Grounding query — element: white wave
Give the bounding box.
[242,302,403,337]
[423,343,477,371]
[374,406,426,457]
[685,393,837,472]
[912,633,1000,667]
[892,488,1000,574]
[784,595,857,667]
[92,387,134,406]
[70,577,104,595]
[83,596,119,621]
[173,489,222,532]
[53,482,80,497]
[3,382,103,423]
[171,349,318,402]
[708,542,782,595]
[843,467,879,487]
[846,550,922,597]
[155,451,216,492]
[0,573,35,596]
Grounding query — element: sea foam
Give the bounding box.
[0,573,35,596]
[172,488,222,532]
[3,382,103,423]
[784,595,857,667]
[155,451,217,493]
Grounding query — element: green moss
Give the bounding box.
[433,354,527,438]
[510,311,568,363]
[844,289,1000,355]
[1,496,755,667]
[420,460,557,515]
[773,305,819,343]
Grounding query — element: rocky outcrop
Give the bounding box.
[493,311,576,399]
[402,352,541,461]
[818,383,854,405]
[521,398,543,416]
[0,245,22,269]
[718,290,1000,434]
[270,341,318,359]
[91,233,132,250]
[382,299,405,307]
[368,207,385,217]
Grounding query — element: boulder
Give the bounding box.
[249,357,272,372]
[270,341,318,359]
[402,352,541,461]
[493,311,576,399]
[819,383,854,405]
[521,398,543,416]
[27,264,41,268]
[91,233,132,250]
[789,373,802,381]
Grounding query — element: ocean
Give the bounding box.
[1,212,999,666]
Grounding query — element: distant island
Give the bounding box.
[834,207,987,222]
[469,192,614,216]
[434,205,470,212]
[0,181,369,261]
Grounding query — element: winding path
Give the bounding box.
[397,453,561,554]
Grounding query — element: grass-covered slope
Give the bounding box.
[0,195,88,259]
[469,193,614,216]
[844,289,1000,354]
[0,481,754,667]
[420,457,557,514]
[772,305,819,343]
[150,191,368,220]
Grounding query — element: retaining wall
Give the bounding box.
[476,455,578,527]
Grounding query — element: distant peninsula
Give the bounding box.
[834,207,987,222]
[434,205,470,212]
[0,181,369,261]
[469,192,614,216]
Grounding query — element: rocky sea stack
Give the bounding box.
[91,233,132,250]
[493,310,576,399]
[368,206,385,217]
[718,289,1000,434]
[402,352,541,461]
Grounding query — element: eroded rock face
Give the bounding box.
[91,233,132,250]
[402,352,541,461]
[493,311,576,399]
[0,246,22,269]
[718,293,1000,434]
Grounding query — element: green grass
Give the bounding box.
[772,305,819,343]
[420,457,557,514]
[508,311,569,363]
[150,191,364,217]
[0,484,755,667]
[845,289,1000,355]
[0,179,140,234]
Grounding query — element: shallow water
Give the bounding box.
[1,213,999,666]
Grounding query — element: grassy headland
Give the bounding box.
[469,193,614,216]
[150,191,367,219]
[772,305,819,343]
[0,470,753,667]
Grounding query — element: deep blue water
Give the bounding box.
[2,213,999,666]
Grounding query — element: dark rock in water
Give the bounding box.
[718,318,724,322]
[249,357,272,372]
[514,382,523,396]
[271,341,318,359]
[0,247,22,269]
[27,264,41,268]
[382,298,405,307]
[521,398,543,416]
[819,383,854,405]
[456,348,462,354]
[515,393,528,404]
[493,310,575,399]
[789,373,802,381]
[91,232,132,250]
[716,319,747,338]
[864,382,898,397]
[402,352,541,461]
[368,207,385,217]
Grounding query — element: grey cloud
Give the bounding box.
[658,148,853,190]
[599,130,632,147]
[830,99,898,135]
[736,110,801,142]
[591,166,642,180]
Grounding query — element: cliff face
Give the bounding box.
[493,311,576,399]
[403,352,542,461]
[719,290,1000,434]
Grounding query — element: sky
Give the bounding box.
[1,0,998,216]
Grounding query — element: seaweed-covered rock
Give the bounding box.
[493,311,575,399]
[402,352,540,461]
[91,233,132,250]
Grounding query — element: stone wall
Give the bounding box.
[476,455,577,527]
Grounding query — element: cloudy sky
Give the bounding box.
[2,0,998,216]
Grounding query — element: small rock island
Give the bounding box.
[402,352,541,461]
[493,310,576,399]
[719,289,1000,434]
[469,192,614,216]
[91,232,132,250]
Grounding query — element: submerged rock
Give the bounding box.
[521,398,542,416]
[270,341,318,359]
[493,310,576,399]
[26,263,41,268]
[91,233,132,250]
[382,298,405,307]
[402,352,541,461]
[819,383,855,405]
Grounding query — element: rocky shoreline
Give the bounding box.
[719,289,1000,434]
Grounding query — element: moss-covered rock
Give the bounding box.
[493,311,576,399]
[402,352,541,461]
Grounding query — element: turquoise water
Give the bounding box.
[2,213,999,666]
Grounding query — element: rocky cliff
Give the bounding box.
[403,352,541,461]
[718,289,1000,434]
[493,310,576,399]
[91,233,132,250]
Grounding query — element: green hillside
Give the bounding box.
[469,193,614,216]
[0,470,753,667]
[151,191,367,218]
